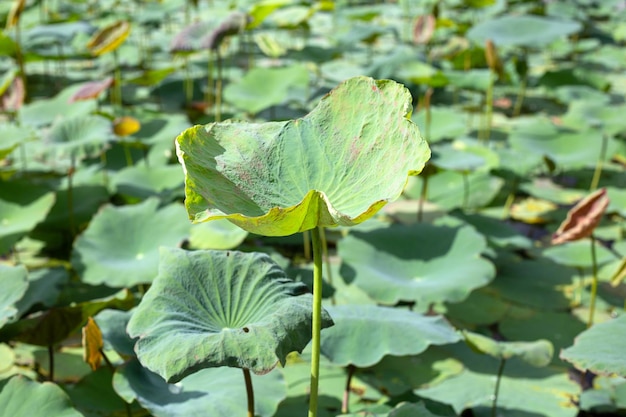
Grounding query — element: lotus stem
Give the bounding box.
[100,350,133,417]
[48,344,55,382]
[513,74,527,117]
[113,50,122,110]
[319,227,335,305]
[502,178,518,219]
[462,171,470,210]
[341,364,356,414]
[590,133,608,192]
[308,226,324,417]
[587,235,599,328]
[243,368,255,417]
[482,71,495,144]
[68,157,76,236]
[215,50,223,122]
[206,51,214,106]
[184,56,193,105]
[418,169,430,222]
[491,358,506,417]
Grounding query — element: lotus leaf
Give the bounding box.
[338,223,495,309]
[561,314,626,377]
[463,331,553,367]
[0,265,28,329]
[176,76,430,236]
[44,115,112,164]
[189,219,248,250]
[320,305,460,367]
[0,375,83,417]
[94,308,136,357]
[0,192,55,255]
[71,198,190,287]
[467,15,581,47]
[113,359,286,417]
[224,65,310,114]
[127,247,333,382]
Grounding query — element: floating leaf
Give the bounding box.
[113,359,286,417]
[0,265,28,330]
[87,21,131,56]
[0,192,55,256]
[561,315,626,377]
[176,76,430,236]
[552,188,609,245]
[321,305,460,367]
[44,115,112,164]
[113,116,141,137]
[71,198,191,287]
[223,65,309,114]
[463,332,553,367]
[127,247,333,382]
[81,317,103,371]
[467,15,581,47]
[0,375,83,417]
[189,219,248,250]
[338,223,494,309]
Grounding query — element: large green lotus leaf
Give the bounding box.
[463,332,553,367]
[445,288,511,327]
[431,143,486,172]
[0,265,28,329]
[14,267,67,317]
[71,198,190,287]
[415,343,579,417]
[111,164,184,200]
[19,84,97,128]
[0,375,83,417]
[113,358,286,417]
[189,219,248,250]
[561,315,626,377]
[43,115,112,164]
[94,308,136,357]
[404,171,504,211]
[127,247,333,382]
[561,101,626,137]
[467,15,581,47]
[489,257,575,310]
[339,401,446,417]
[338,223,495,309]
[520,178,586,205]
[543,241,615,268]
[176,76,430,236]
[0,122,36,160]
[412,106,470,143]
[320,305,460,367]
[0,192,55,255]
[224,65,310,114]
[451,212,532,250]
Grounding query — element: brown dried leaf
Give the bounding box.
[87,21,131,56]
[69,77,113,102]
[413,14,436,45]
[551,188,609,245]
[82,317,104,371]
[5,0,26,30]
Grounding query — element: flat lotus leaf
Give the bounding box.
[126,247,333,382]
[189,219,248,250]
[561,315,626,377]
[463,332,553,367]
[338,223,495,309]
[71,198,190,287]
[113,359,286,417]
[94,308,136,357]
[44,115,112,163]
[320,305,460,367]
[0,265,28,329]
[0,122,35,159]
[0,192,55,256]
[224,65,310,114]
[0,375,83,417]
[543,240,614,268]
[412,106,470,143]
[176,76,430,236]
[467,15,581,47]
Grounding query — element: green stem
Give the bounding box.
[184,55,193,105]
[462,171,470,210]
[206,51,214,106]
[483,71,495,144]
[48,344,55,382]
[341,365,356,414]
[502,178,518,219]
[319,227,335,305]
[302,230,311,262]
[491,358,506,417]
[67,159,75,236]
[308,226,324,417]
[215,50,223,122]
[418,172,429,222]
[588,235,599,328]
[243,368,255,417]
[590,133,608,192]
[113,50,122,110]
[513,73,527,117]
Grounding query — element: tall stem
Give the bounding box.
[590,133,608,192]
[587,235,599,328]
[308,226,324,417]
[113,50,122,110]
[461,171,470,210]
[215,50,223,122]
[418,173,429,222]
[513,74,527,117]
[302,230,311,261]
[341,365,356,414]
[491,358,506,417]
[243,368,255,417]
[67,158,75,236]
[48,344,55,382]
[319,227,335,305]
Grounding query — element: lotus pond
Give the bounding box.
[2,1,626,416]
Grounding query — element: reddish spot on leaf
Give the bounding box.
[551,188,609,245]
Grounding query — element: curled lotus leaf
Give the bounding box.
[87,21,131,56]
[551,188,609,245]
[176,76,430,236]
[127,247,333,383]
